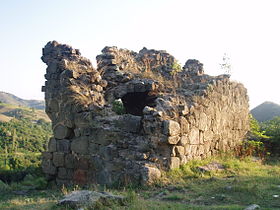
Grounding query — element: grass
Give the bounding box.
[0,155,280,209]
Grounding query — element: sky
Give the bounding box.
[0,0,279,109]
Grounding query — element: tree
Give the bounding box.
[261,116,280,154]
[220,53,232,75]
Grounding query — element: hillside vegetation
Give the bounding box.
[0,91,45,110]
[0,103,50,123]
[0,102,52,182]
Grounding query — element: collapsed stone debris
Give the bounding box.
[41,41,249,186]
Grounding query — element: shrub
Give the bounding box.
[170,60,182,75]
[236,115,268,158]
[112,100,125,115]
[261,116,280,155]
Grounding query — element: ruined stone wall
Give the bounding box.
[41,41,249,186]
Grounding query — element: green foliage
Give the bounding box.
[0,118,52,154]
[238,115,269,158]
[0,180,9,191]
[0,115,51,183]
[239,115,280,156]
[249,114,269,140]
[261,116,280,154]
[20,174,48,190]
[112,100,125,115]
[170,59,182,75]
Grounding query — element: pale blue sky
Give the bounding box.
[0,0,279,108]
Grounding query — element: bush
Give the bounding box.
[236,115,268,158]
[261,116,280,155]
[170,60,182,75]
[112,100,125,115]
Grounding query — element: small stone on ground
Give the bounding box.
[57,190,125,209]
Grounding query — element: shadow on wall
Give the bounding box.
[121,91,157,116]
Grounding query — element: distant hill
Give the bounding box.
[0,91,45,110]
[251,101,280,122]
[0,103,50,123]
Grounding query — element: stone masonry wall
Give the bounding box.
[41,41,249,186]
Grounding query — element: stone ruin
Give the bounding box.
[41,41,249,186]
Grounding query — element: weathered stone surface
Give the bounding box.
[73,169,88,185]
[170,157,180,169]
[175,146,185,156]
[71,137,88,154]
[42,152,52,160]
[197,161,225,172]
[115,114,141,133]
[57,139,70,153]
[53,152,64,167]
[58,167,73,179]
[180,116,189,134]
[140,165,162,185]
[244,204,260,210]
[42,159,56,175]
[53,124,72,140]
[163,120,181,136]
[167,135,180,144]
[74,156,89,170]
[65,154,75,169]
[198,112,208,131]
[57,190,125,209]
[189,127,200,145]
[41,41,249,186]
[180,135,189,145]
[48,138,56,152]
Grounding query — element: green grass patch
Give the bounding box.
[0,155,280,209]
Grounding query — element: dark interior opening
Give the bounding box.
[121,91,157,116]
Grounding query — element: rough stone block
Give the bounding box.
[53,152,65,167]
[115,114,141,133]
[198,112,208,131]
[74,156,89,170]
[42,152,52,160]
[57,139,70,153]
[71,137,89,154]
[167,135,180,144]
[180,116,189,134]
[74,128,81,137]
[54,124,73,140]
[46,62,58,74]
[169,157,180,169]
[42,159,57,175]
[65,154,75,169]
[140,165,161,185]
[163,120,181,136]
[58,167,73,180]
[179,135,189,145]
[90,128,122,146]
[73,169,88,185]
[179,105,189,116]
[175,146,185,156]
[180,155,188,165]
[48,99,59,112]
[48,138,57,152]
[189,127,200,144]
[99,145,118,161]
